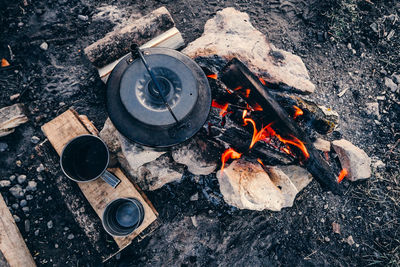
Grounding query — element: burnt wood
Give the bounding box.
[221,58,344,195]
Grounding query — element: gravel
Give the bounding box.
[0,180,11,187]
[47,220,53,229]
[17,174,27,184]
[9,184,24,198]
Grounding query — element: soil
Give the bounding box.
[1,0,399,266]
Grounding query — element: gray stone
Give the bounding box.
[365,102,380,119]
[20,199,27,207]
[67,233,75,240]
[171,136,218,175]
[40,42,48,51]
[332,139,371,181]
[392,73,400,84]
[384,77,398,92]
[0,142,8,152]
[9,93,20,101]
[9,175,15,181]
[0,180,11,187]
[0,103,29,137]
[34,229,39,236]
[11,203,19,209]
[136,154,184,191]
[26,181,37,191]
[313,138,331,152]
[13,215,20,223]
[47,220,53,229]
[26,195,33,200]
[9,184,24,198]
[31,136,40,144]
[17,174,27,184]
[22,206,29,213]
[25,219,30,232]
[78,14,89,21]
[190,193,199,201]
[36,164,45,172]
[275,165,313,192]
[182,8,315,94]
[346,235,355,246]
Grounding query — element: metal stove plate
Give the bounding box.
[106,48,212,148]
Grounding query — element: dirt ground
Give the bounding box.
[1,0,399,266]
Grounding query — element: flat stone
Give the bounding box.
[313,138,331,152]
[182,8,315,94]
[136,154,185,191]
[384,77,398,92]
[217,160,285,211]
[171,136,218,175]
[0,103,28,137]
[332,139,371,181]
[274,165,313,192]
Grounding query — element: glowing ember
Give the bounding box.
[257,158,264,166]
[245,89,251,98]
[221,148,242,173]
[207,73,218,80]
[337,168,348,183]
[253,103,263,111]
[233,86,242,91]
[293,105,303,119]
[1,58,10,67]
[259,77,266,85]
[212,100,229,117]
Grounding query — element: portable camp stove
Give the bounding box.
[106,46,211,148]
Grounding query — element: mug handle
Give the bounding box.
[101,170,121,188]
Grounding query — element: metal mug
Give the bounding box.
[60,134,120,188]
[102,198,145,236]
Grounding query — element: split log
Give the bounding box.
[84,7,181,68]
[0,103,28,137]
[221,58,343,194]
[0,194,36,267]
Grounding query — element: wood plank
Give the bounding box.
[41,109,158,253]
[0,194,36,267]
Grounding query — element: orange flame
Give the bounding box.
[212,100,229,117]
[243,118,274,149]
[221,148,242,173]
[293,105,303,119]
[259,77,266,85]
[337,168,348,183]
[253,103,263,111]
[245,89,251,98]
[207,73,218,80]
[242,109,248,119]
[257,158,264,167]
[1,58,10,67]
[233,86,242,91]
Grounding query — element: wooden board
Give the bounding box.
[41,109,158,253]
[0,194,36,267]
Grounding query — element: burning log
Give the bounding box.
[220,58,344,195]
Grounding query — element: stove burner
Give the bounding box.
[106,48,211,148]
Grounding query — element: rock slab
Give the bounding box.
[182,7,315,94]
[332,139,371,181]
[217,160,312,211]
[0,103,28,137]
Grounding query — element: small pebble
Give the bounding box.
[25,220,30,232]
[0,142,8,152]
[9,184,24,198]
[115,253,121,260]
[324,237,330,242]
[16,160,22,167]
[11,203,19,209]
[78,14,89,21]
[26,195,33,200]
[26,181,37,191]
[0,180,11,187]
[55,244,59,248]
[67,234,75,240]
[36,164,45,172]
[18,22,24,27]
[190,193,199,201]
[9,93,20,101]
[17,174,27,184]
[40,42,48,51]
[346,235,355,246]
[13,215,21,223]
[47,220,53,229]
[22,206,29,213]
[64,227,69,231]
[20,199,27,207]
[34,229,40,236]
[31,136,40,144]
[321,218,326,223]
[9,175,16,181]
